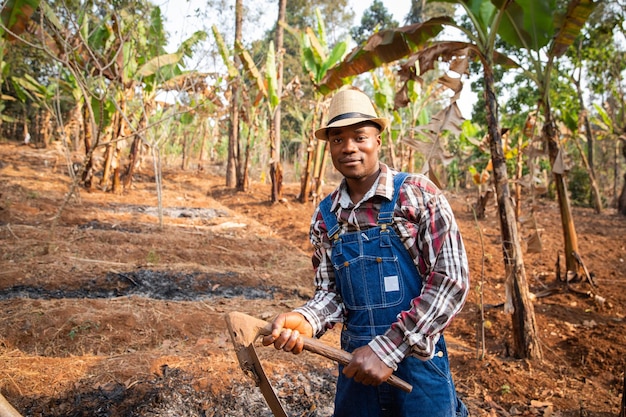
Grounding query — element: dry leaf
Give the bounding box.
[552,148,567,174]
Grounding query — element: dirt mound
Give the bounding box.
[1,142,625,416]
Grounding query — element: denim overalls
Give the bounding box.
[319,172,467,417]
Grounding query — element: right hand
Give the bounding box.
[261,312,313,354]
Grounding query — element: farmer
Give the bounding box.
[262,87,469,417]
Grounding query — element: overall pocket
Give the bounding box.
[334,254,405,310]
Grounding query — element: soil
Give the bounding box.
[1,141,625,417]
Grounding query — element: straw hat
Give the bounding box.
[314,89,390,140]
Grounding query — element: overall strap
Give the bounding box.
[377,172,409,226]
[319,194,340,240]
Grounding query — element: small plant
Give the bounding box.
[147,250,160,264]
[500,384,512,395]
[68,321,99,340]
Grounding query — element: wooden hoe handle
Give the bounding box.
[258,327,413,393]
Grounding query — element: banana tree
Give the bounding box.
[213,21,245,190]
[369,67,441,177]
[271,0,287,203]
[0,0,41,128]
[11,72,75,147]
[592,104,626,216]
[214,24,285,194]
[370,69,403,170]
[214,26,264,192]
[127,14,207,190]
[283,8,350,204]
[100,8,206,193]
[238,39,280,193]
[495,0,597,279]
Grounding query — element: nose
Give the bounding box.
[341,138,358,153]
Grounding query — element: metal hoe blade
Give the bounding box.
[225,312,289,417]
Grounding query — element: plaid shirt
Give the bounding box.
[295,163,469,369]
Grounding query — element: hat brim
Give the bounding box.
[314,117,390,140]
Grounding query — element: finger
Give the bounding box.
[261,334,275,346]
[342,362,356,379]
[292,332,305,354]
[271,314,287,339]
[262,317,284,346]
[275,328,292,350]
[291,330,304,355]
[282,329,300,353]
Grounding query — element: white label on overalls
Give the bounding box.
[384,275,400,292]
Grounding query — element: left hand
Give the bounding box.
[342,345,393,386]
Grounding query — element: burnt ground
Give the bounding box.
[0,142,625,417]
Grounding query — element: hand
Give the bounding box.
[261,312,313,354]
[342,345,393,386]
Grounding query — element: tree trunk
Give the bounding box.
[312,138,328,205]
[23,117,29,145]
[270,0,287,203]
[101,141,115,190]
[81,103,95,190]
[314,141,329,201]
[515,139,523,220]
[123,134,142,189]
[615,139,626,216]
[66,102,83,151]
[123,109,148,190]
[242,126,253,192]
[198,120,207,164]
[181,133,189,170]
[299,136,315,203]
[40,110,52,148]
[543,113,582,277]
[101,100,126,191]
[572,133,603,213]
[226,0,243,188]
[619,173,626,216]
[299,100,321,203]
[619,368,626,417]
[573,77,602,212]
[483,61,542,360]
[387,133,398,170]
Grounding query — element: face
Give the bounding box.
[327,122,382,181]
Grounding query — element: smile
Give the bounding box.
[340,158,362,165]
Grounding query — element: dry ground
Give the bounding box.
[1,142,625,417]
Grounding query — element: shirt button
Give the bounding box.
[376,257,382,263]
[436,351,444,358]
[344,261,350,267]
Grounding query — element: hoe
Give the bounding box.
[225,311,412,416]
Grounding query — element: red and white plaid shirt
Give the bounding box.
[295,163,469,369]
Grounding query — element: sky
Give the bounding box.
[158,0,476,117]
[159,1,411,49]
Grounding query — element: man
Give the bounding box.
[263,87,469,416]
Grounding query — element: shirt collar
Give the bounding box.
[333,163,396,210]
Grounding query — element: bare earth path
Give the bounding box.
[1,142,625,416]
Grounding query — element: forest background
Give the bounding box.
[1,0,624,215]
